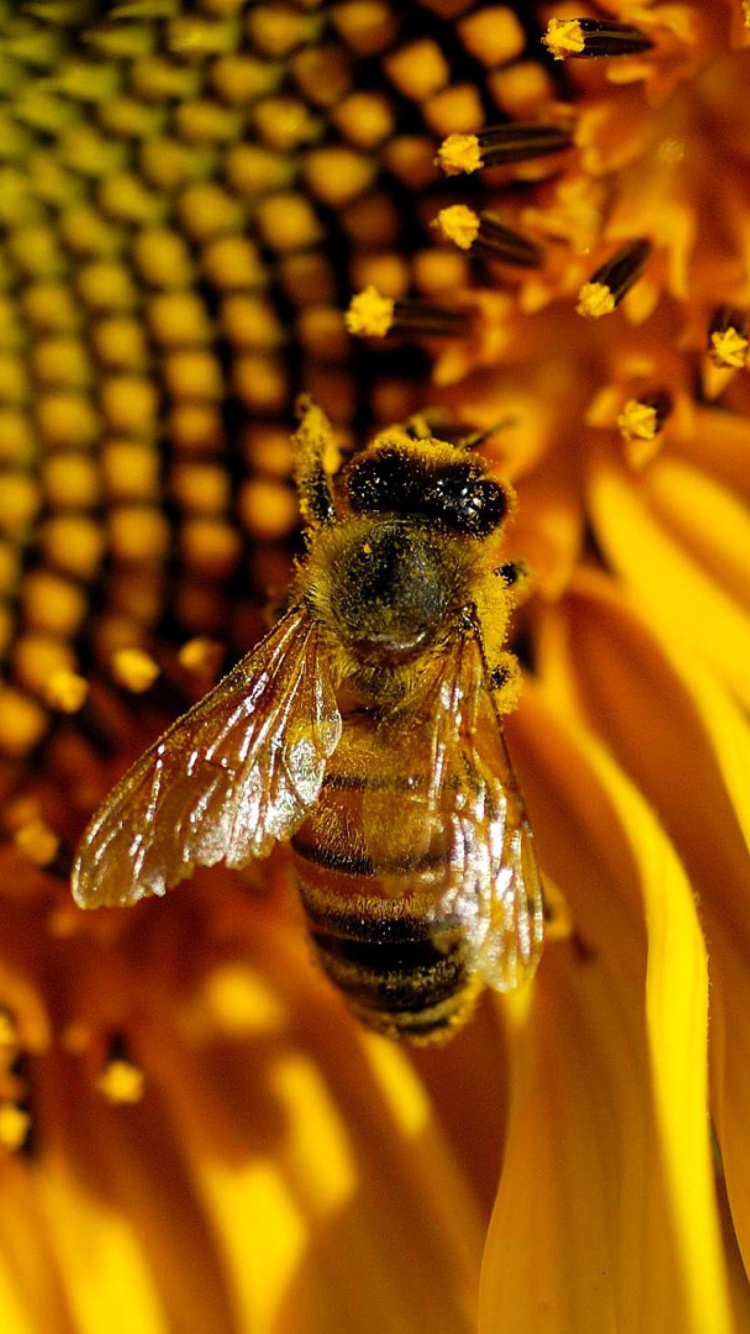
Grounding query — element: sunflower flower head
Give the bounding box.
[3,1,750,1331]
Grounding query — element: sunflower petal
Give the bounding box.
[536,571,750,1282]
[128,898,485,1334]
[587,446,750,707]
[479,685,731,1333]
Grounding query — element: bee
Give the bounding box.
[72,398,543,1045]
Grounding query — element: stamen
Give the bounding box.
[543,17,653,61]
[617,392,673,443]
[437,123,572,177]
[576,239,652,319]
[708,306,748,369]
[345,285,469,340]
[436,205,542,267]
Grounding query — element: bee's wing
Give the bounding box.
[423,627,544,991]
[72,607,342,908]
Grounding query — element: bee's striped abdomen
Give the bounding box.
[289,718,482,1045]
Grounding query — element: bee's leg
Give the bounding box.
[292,395,337,528]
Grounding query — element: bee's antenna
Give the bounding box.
[457,418,517,450]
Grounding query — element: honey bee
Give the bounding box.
[72,398,543,1044]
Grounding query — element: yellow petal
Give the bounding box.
[535,571,750,1291]
[671,405,750,504]
[35,1049,235,1334]
[0,1157,74,1332]
[480,686,731,1333]
[641,456,750,610]
[588,445,750,707]
[130,898,484,1334]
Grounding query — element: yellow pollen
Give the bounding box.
[111,647,160,693]
[345,286,395,337]
[543,19,585,60]
[0,1103,30,1152]
[13,818,60,868]
[97,1058,145,1105]
[710,327,748,369]
[44,668,89,714]
[576,281,616,319]
[617,399,659,442]
[744,0,750,28]
[435,205,481,251]
[436,132,482,176]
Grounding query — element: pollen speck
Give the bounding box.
[576,282,616,319]
[710,327,748,370]
[436,132,482,176]
[617,399,659,443]
[435,205,480,251]
[97,1057,145,1105]
[543,19,585,61]
[345,285,395,337]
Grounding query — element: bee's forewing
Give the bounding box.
[71,608,342,908]
[422,628,544,991]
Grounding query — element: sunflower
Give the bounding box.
[2,0,750,1329]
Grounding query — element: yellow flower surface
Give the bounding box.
[2,0,750,1331]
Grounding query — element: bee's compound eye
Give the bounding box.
[347,449,420,515]
[424,467,507,537]
[469,480,507,537]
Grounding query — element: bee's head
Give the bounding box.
[343,435,509,539]
[303,436,512,663]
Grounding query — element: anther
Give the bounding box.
[436,122,572,176]
[617,391,673,443]
[576,239,652,319]
[543,18,653,61]
[435,206,542,268]
[345,286,469,340]
[708,307,748,369]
